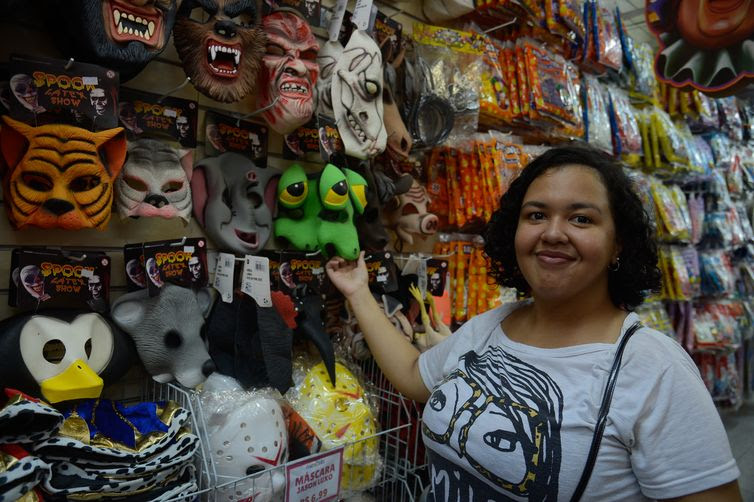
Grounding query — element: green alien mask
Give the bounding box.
[275,163,367,260]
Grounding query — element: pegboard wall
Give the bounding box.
[0,0,436,323]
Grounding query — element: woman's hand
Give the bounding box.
[326,251,369,299]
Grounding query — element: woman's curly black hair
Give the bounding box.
[484,145,662,310]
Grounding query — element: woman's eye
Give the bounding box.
[573,215,591,224]
[527,212,544,220]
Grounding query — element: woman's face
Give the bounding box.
[514,165,619,304]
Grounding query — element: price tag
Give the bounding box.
[163,108,177,118]
[285,448,342,502]
[241,255,272,307]
[213,252,235,303]
[80,268,94,279]
[352,0,373,31]
[183,246,195,253]
[327,0,348,42]
[82,76,99,86]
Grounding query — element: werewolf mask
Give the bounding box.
[173,0,266,103]
[259,11,320,135]
[0,116,127,231]
[55,0,180,82]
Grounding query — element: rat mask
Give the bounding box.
[115,138,193,222]
[110,284,216,388]
[0,116,127,231]
[0,311,135,403]
[191,152,279,254]
[173,0,266,103]
[259,11,320,135]
[56,0,180,81]
[331,30,387,159]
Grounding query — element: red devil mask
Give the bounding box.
[259,11,319,135]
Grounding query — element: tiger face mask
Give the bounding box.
[173,0,266,103]
[0,116,127,230]
[115,138,193,222]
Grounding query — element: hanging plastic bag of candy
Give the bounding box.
[582,74,612,153]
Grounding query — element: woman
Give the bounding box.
[326,146,741,501]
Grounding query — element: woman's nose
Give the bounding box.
[541,218,568,242]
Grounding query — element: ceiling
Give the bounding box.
[615,0,658,48]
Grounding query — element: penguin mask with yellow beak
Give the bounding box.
[0,311,135,403]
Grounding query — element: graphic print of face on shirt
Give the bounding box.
[422,347,564,500]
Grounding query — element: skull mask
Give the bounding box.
[331,30,387,160]
[315,40,343,118]
[191,152,279,254]
[173,0,266,103]
[115,138,194,222]
[259,11,320,135]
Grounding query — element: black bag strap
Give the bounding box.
[570,321,643,502]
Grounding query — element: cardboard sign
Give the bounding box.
[204,110,268,167]
[365,252,398,294]
[9,248,111,313]
[283,116,322,161]
[124,238,208,295]
[317,115,346,166]
[272,251,329,298]
[9,54,119,130]
[285,448,343,502]
[118,88,198,147]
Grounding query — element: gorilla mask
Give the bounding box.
[259,11,320,135]
[173,0,266,103]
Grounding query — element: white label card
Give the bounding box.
[352,0,374,31]
[241,255,272,308]
[163,108,177,118]
[327,0,348,41]
[183,246,195,253]
[82,76,99,86]
[285,448,343,502]
[213,252,235,303]
[80,268,94,278]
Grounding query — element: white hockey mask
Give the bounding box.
[331,31,387,159]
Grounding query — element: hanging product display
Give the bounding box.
[110,284,216,388]
[173,0,265,103]
[275,163,367,260]
[0,117,127,230]
[0,311,135,403]
[53,0,180,81]
[259,10,320,135]
[331,30,388,160]
[115,138,194,222]
[191,152,279,255]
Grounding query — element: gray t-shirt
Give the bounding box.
[418,302,739,501]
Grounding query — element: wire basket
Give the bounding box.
[180,356,428,502]
[132,380,215,501]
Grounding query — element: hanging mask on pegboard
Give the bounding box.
[173,0,265,103]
